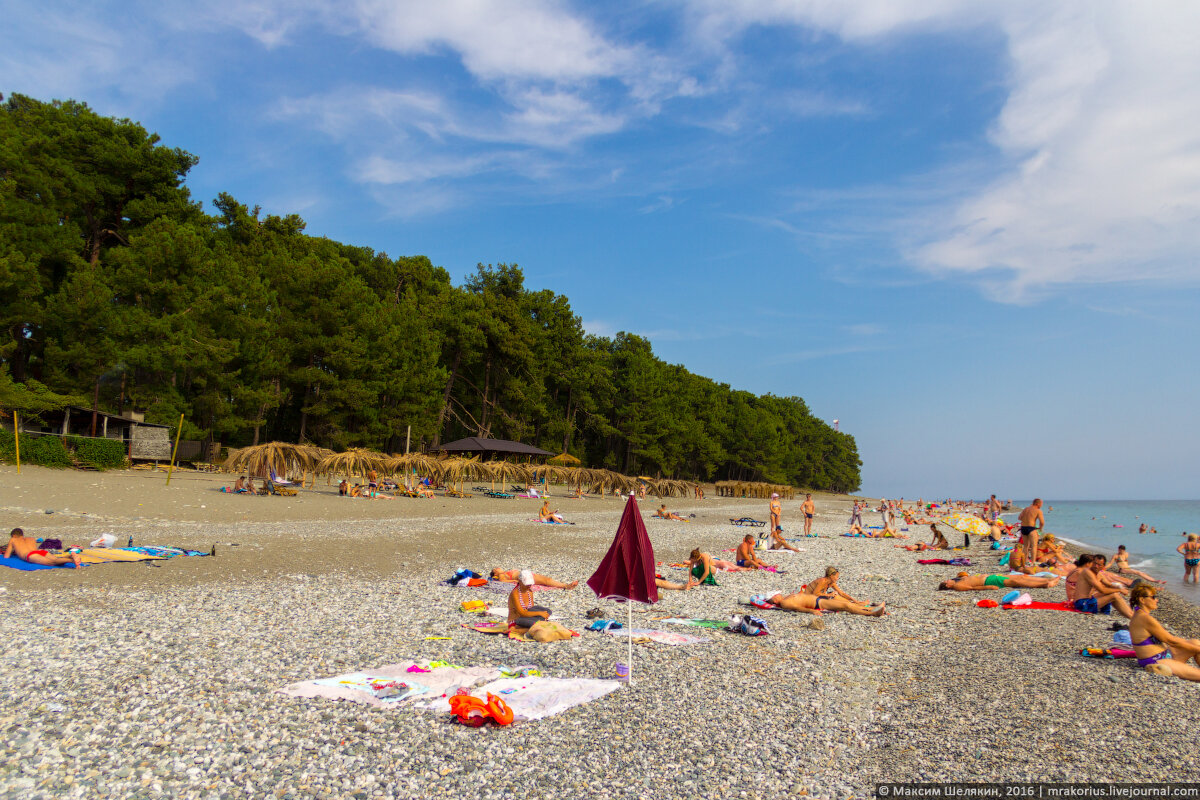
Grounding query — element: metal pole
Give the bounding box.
[13,411,19,475]
[627,603,633,684]
[165,414,184,485]
[405,425,411,455]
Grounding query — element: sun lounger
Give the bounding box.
[730,517,767,527]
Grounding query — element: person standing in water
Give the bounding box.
[1178,534,1200,583]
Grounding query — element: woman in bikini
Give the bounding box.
[490,568,578,590]
[1177,534,1200,583]
[804,566,875,609]
[1128,584,1200,681]
[507,571,553,633]
[539,501,565,524]
[1109,545,1164,584]
[687,549,719,586]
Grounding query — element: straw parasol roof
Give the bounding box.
[222,442,326,479]
[547,452,581,466]
[387,452,443,480]
[316,448,391,478]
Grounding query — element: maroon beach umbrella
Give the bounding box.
[587,495,658,681]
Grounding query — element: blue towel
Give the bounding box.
[0,556,77,571]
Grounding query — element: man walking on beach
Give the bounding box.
[801,494,815,537]
[1019,499,1045,563]
[987,494,1001,522]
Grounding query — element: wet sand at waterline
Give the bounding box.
[1,466,1198,798]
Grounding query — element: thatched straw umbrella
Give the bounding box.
[222,442,327,487]
[482,460,532,493]
[387,453,443,489]
[547,452,581,466]
[316,448,391,482]
[439,456,492,494]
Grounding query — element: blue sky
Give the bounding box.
[6,1,1200,499]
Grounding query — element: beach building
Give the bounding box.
[5,406,177,460]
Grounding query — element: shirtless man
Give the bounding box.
[769,494,783,538]
[736,535,769,570]
[490,568,578,590]
[937,572,1060,591]
[5,528,81,569]
[1018,499,1045,562]
[769,590,886,617]
[987,494,1002,522]
[801,494,816,537]
[1065,555,1134,617]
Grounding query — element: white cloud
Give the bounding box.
[687,0,1200,294]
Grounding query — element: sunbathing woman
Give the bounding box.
[655,505,687,522]
[490,568,578,590]
[769,590,886,617]
[539,501,566,524]
[5,528,81,569]
[937,572,1060,591]
[507,571,552,633]
[898,524,948,551]
[687,549,719,586]
[804,566,874,609]
[1110,545,1165,584]
[1128,584,1200,681]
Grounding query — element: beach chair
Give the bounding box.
[269,469,297,487]
[267,481,298,497]
[730,517,767,528]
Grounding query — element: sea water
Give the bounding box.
[1014,500,1200,604]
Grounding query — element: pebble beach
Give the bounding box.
[2,466,1198,799]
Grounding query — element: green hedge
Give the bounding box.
[0,430,128,469]
[66,435,128,470]
[0,429,72,468]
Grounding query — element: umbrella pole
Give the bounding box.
[627,603,633,685]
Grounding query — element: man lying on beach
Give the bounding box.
[736,535,770,570]
[490,568,578,590]
[1128,584,1200,682]
[848,523,908,539]
[937,573,1060,591]
[804,566,873,609]
[508,570,553,633]
[1064,554,1134,617]
[4,528,81,569]
[654,505,687,522]
[768,590,886,616]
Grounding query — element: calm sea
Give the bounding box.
[1008,500,1200,605]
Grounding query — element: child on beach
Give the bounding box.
[4,528,82,569]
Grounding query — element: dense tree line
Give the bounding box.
[0,95,861,491]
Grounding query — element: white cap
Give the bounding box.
[771,493,779,498]
[518,569,535,586]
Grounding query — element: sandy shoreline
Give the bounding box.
[2,466,1198,798]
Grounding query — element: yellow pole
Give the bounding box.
[13,411,20,475]
[165,414,184,486]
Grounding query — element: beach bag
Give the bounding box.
[527,621,575,642]
[39,538,63,551]
[90,534,117,548]
[729,614,770,636]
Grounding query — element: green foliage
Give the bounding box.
[0,429,72,468]
[0,94,862,491]
[65,435,128,470]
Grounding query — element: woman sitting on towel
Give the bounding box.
[655,504,687,521]
[539,501,565,524]
[898,524,949,551]
[687,549,719,585]
[508,570,553,632]
[804,566,872,609]
[490,568,578,590]
[1128,584,1200,681]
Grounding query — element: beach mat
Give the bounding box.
[78,548,166,564]
[599,628,709,645]
[0,555,78,571]
[1001,601,1085,612]
[1080,647,1135,659]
